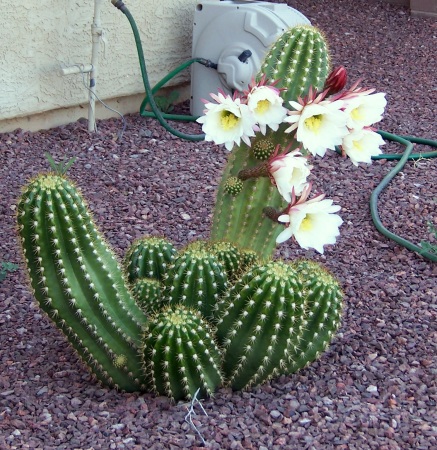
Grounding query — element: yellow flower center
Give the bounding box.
[351,107,363,121]
[353,140,363,152]
[304,114,323,132]
[300,216,313,231]
[255,99,271,114]
[220,110,239,130]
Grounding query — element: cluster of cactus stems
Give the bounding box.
[210,25,330,259]
[17,25,344,401]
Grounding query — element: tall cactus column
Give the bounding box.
[17,174,149,392]
[210,26,330,259]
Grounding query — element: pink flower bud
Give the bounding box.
[324,66,347,96]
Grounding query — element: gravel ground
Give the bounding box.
[1,1,436,449]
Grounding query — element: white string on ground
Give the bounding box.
[184,388,208,446]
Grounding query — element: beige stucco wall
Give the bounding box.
[0,0,199,132]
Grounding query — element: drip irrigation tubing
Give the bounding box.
[111,0,437,262]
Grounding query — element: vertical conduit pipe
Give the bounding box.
[89,0,104,132]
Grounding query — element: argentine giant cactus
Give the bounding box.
[210,26,330,259]
[164,241,228,320]
[124,236,177,283]
[17,174,148,392]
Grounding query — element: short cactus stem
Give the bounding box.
[208,241,245,282]
[283,259,343,374]
[215,261,305,390]
[131,277,165,314]
[124,236,177,283]
[238,248,260,271]
[164,243,228,320]
[215,259,342,391]
[17,174,149,391]
[142,305,223,401]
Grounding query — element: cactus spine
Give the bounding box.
[143,305,223,401]
[215,260,342,391]
[210,26,330,259]
[17,174,148,391]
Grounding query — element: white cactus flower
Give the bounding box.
[276,184,343,254]
[196,91,257,151]
[284,99,349,157]
[342,128,385,166]
[343,92,387,130]
[247,85,288,135]
[269,149,312,201]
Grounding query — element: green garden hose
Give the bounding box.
[111,0,437,262]
[369,132,437,262]
[111,0,205,141]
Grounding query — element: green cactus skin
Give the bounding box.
[124,236,177,283]
[143,305,223,401]
[215,259,342,391]
[131,277,166,314]
[283,259,343,374]
[210,26,330,259]
[17,174,148,392]
[208,241,244,281]
[164,242,228,320]
[259,25,330,104]
[215,261,304,390]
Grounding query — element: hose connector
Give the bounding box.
[111,0,127,12]
[198,58,218,70]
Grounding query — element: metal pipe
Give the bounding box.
[89,0,104,132]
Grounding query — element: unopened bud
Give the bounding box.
[263,206,283,223]
[224,177,244,196]
[252,137,276,161]
[324,66,347,96]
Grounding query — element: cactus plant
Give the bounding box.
[17,173,148,392]
[259,25,330,105]
[283,259,343,374]
[210,25,330,259]
[131,277,166,314]
[215,259,342,391]
[164,241,228,320]
[124,235,177,283]
[16,24,345,401]
[142,304,223,401]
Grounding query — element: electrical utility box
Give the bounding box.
[190,0,310,117]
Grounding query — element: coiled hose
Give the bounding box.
[111,0,437,262]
